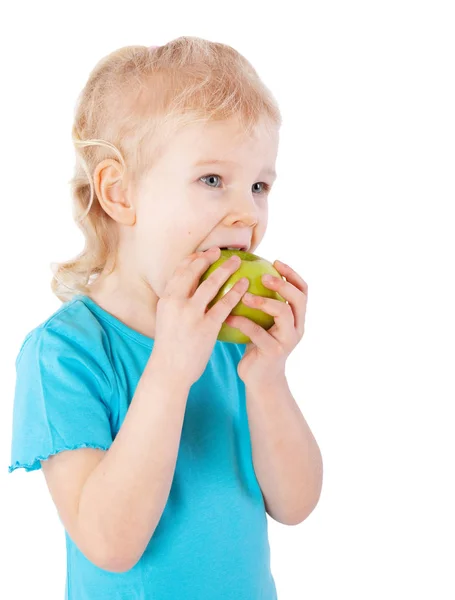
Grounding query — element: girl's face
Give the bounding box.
[103,114,279,298]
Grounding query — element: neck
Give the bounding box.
[86,263,159,340]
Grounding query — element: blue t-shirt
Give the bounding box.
[8,294,278,600]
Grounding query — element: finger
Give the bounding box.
[273,261,308,295]
[204,276,250,324]
[163,251,203,297]
[242,294,296,339]
[225,315,279,353]
[166,247,221,297]
[261,272,308,335]
[192,253,244,307]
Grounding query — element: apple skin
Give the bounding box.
[198,248,286,344]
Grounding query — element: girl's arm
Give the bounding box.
[41,351,192,573]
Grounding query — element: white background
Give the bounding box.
[1,1,454,598]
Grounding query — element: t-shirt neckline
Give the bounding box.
[74,294,155,348]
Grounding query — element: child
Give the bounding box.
[8,37,310,599]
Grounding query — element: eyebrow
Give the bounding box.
[194,159,277,180]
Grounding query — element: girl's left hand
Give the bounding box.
[225,260,308,387]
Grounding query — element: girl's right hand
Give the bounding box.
[151,246,249,386]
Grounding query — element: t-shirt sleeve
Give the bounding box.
[8,325,114,473]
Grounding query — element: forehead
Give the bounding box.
[167,115,279,165]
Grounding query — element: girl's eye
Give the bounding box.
[252,182,271,194]
[200,174,271,194]
[200,174,223,188]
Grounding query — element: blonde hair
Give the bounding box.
[51,36,282,302]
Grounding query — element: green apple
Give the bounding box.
[198,248,286,344]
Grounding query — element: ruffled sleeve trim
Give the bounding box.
[8,443,111,473]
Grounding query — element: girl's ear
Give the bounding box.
[94,159,136,226]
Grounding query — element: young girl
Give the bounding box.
[9,36,320,599]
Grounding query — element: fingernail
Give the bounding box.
[262,274,274,282]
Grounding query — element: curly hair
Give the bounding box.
[51,36,282,302]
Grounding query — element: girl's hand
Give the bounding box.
[225,260,308,387]
[152,247,249,386]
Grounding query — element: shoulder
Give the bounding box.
[9,299,115,474]
[16,296,113,375]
